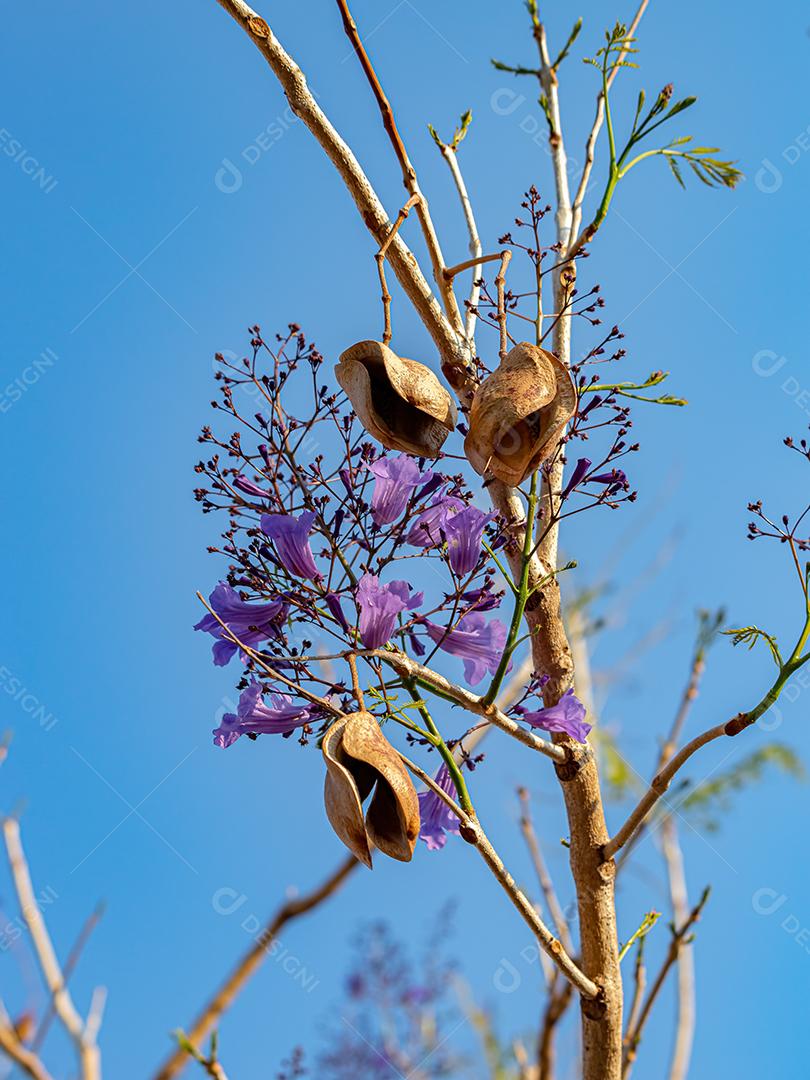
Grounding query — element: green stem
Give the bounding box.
[481,473,539,707]
[404,681,473,814]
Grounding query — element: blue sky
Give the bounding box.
[1,1,809,1077]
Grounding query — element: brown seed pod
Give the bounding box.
[464,342,576,486]
[322,711,420,866]
[335,340,458,458]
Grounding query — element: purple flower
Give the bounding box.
[367,456,432,526]
[261,510,321,580]
[424,612,507,686]
[405,492,464,548]
[418,764,461,851]
[444,506,495,576]
[194,582,286,666]
[522,689,591,743]
[356,574,423,649]
[213,680,317,748]
[233,474,271,500]
[561,457,592,499]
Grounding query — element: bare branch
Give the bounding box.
[399,756,599,1000]
[213,0,471,391]
[661,816,695,1080]
[622,888,710,1077]
[431,126,482,342]
[335,0,464,340]
[517,787,573,955]
[32,902,105,1053]
[0,1017,54,1080]
[2,818,101,1080]
[570,0,650,245]
[152,856,358,1080]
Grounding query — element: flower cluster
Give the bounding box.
[193,210,647,856]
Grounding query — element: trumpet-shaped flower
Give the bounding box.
[424,612,507,686]
[405,492,463,548]
[356,574,423,650]
[367,456,432,526]
[444,505,495,576]
[418,764,461,851]
[194,582,287,666]
[521,689,591,743]
[213,680,317,748]
[261,510,321,580]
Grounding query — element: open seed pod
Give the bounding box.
[336,340,458,458]
[322,711,420,866]
[464,342,576,486]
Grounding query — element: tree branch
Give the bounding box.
[622,887,710,1077]
[375,649,567,763]
[2,818,102,1080]
[334,0,464,341]
[400,756,598,1000]
[213,0,471,392]
[0,1017,54,1080]
[570,0,650,246]
[152,855,358,1080]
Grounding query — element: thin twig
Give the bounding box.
[433,136,482,342]
[335,0,464,339]
[376,649,566,763]
[152,856,358,1080]
[660,816,695,1080]
[622,888,710,1077]
[32,902,105,1053]
[398,758,599,1000]
[375,194,420,344]
[517,787,573,954]
[570,0,650,245]
[495,250,513,360]
[0,1020,54,1080]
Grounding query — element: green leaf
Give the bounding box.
[552,17,583,70]
[667,154,686,188]
[722,625,783,668]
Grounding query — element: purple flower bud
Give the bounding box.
[416,472,446,502]
[561,457,592,499]
[233,474,271,500]
[579,394,603,418]
[325,592,349,633]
